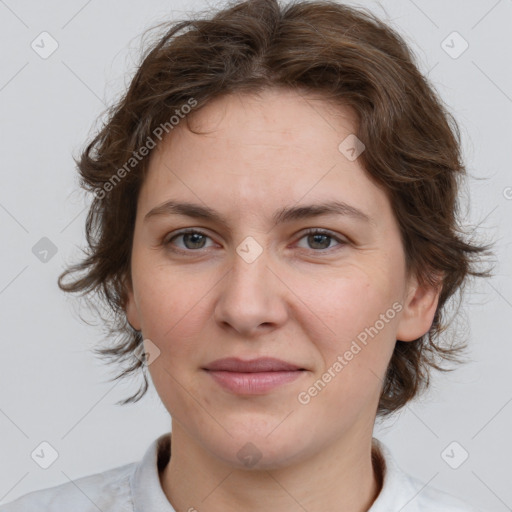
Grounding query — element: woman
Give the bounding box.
[3,0,492,510]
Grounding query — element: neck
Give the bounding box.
[160,423,384,512]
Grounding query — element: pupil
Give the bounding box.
[185,233,205,249]
[309,234,329,249]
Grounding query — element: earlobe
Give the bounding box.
[396,274,442,342]
[124,276,142,332]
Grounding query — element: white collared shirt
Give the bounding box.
[1,433,482,511]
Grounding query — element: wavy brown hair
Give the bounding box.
[58,0,494,416]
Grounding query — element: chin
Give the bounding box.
[199,425,311,471]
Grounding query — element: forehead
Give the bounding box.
[185,87,360,148]
[138,88,390,229]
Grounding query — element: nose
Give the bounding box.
[213,244,288,337]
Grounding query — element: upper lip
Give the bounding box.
[203,357,305,372]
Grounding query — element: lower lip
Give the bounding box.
[205,370,304,394]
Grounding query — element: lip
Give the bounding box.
[202,357,306,395]
[203,357,304,372]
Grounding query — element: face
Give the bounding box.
[125,87,439,469]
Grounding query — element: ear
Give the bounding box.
[123,274,142,332]
[396,271,442,342]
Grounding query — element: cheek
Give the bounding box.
[293,266,399,396]
[135,265,212,411]
[298,264,400,344]
[131,256,211,358]
[132,235,202,315]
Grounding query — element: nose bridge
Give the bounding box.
[227,237,271,299]
[214,236,286,334]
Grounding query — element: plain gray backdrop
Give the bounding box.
[0,0,511,509]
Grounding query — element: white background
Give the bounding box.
[0,0,511,510]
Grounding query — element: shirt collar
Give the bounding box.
[130,432,175,512]
[369,437,422,511]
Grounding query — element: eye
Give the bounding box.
[163,227,347,254]
[295,228,347,251]
[164,229,216,252]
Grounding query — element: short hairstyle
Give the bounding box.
[58,0,494,416]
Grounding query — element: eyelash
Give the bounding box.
[162,228,347,255]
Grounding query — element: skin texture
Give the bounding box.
[125,87,440,512]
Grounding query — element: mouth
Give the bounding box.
[202,357,307,395]
[203,357,306,372]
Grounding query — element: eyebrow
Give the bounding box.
[144,199,374,227]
